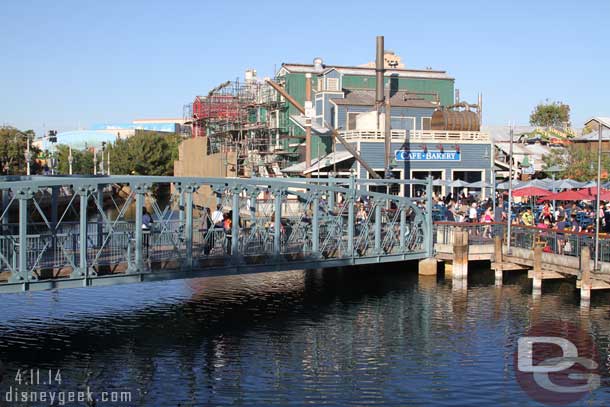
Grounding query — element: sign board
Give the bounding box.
[394,150,461,162]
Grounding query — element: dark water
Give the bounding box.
[0,264,610,406]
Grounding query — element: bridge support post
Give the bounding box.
[130,184,148,273]
[184,186,194,270]
[452,230,468,280]
[580,246,592,306]
[312,195,319,256]
[231,188,239,259]
[274,189,282,256]
[51,186,59,230]
[418,258,438,276]
[178,186,185,224]
[72,187,95,279]
[328,180,335,212]
[96,185,104,249]
[374,201,382,254]
[399,205,406,252]
[494,235,503,285]
[425,176,434,257]
[347,196,354,256]
[532,244,542,294]
[11,188,34,284]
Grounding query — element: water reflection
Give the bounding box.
[0,262,608,405]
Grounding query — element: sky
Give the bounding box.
[1,0,609,135]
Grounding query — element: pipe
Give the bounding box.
[375,36,385,105]
[305,73,312,173]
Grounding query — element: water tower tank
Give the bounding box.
[431,109,480,131]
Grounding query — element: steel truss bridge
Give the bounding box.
[0,176,433,293]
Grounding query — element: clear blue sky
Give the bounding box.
[1,0,608,135]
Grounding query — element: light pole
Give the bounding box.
[507,125,514,254]
[595,122,604,270]
[68,145,73,175]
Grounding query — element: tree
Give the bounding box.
[0,126,42,175]
[543,145,610,181]
[106,131,183,176]
[55,145,94,175]
[529,101,571,128]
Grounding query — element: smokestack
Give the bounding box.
[376,36,385,106]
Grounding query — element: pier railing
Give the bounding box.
[434,221,610,265]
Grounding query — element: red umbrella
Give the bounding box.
[512,186,552,197]
[543,188,610,201]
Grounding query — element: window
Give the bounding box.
[410,170,444,197]
[326,77,339,91]
[347,112,359,130]
[422,117,431,130]
[390,116,416,131]
[369,171,402,195]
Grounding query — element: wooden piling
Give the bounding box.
[532,244,542,293]
[494,235,503,284]
[452,230,469,280]
[580,246,592,305]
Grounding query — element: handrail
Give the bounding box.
[433,221,610,239]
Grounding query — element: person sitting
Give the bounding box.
[521,209,534,226]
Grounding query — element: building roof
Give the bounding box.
[330,89,437,108]
[574,117,610,141]
[495,142,551,171]
[282,150,354,174]
[280,63,453,80]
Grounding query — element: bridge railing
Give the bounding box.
[0,175,433,291]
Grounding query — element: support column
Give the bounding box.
[131,184,146,273]
[347,196,354,255]
[328,181,335,212]
[178,185,185,224]
[12,189,32,283]
[231,188,239,258]
[312,195,319,256]
[374,200,382,254]
[452,230,469,280]
[184,186,194,270]
[494,235,503,285]
[1,189,8,228]
[72,187,95,278]
[580,246,592,306]
[399,205,407,252]
[274,189,282,256]
[532,244,543,294]
[96,185,104,248]
[425,176,434,257]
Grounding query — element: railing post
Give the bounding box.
[96,184,104,248]
[312,194,319,256]
[184,185,194,270]
[130,183,148,273]
[274,189,282,256]
[11,188,33,284]
[231,187,240,258]
[400,205,406,251]
[347,176,355,256]
[72,186,95,279]
[375,200,382,254]
[328,179,335,212]
[426,176,434,257]
[1,189,8,228]
[178,184,185,224]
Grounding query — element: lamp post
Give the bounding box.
[595,122,604,271]
[507,125,514,254]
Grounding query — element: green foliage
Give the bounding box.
[55,145,94,175]
[107,131,183,176]
[0,126,42,175]
[529,101,571,128]
[543,145,610,181]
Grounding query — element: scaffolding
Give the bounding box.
[184,76,298,177]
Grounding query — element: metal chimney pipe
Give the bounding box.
[375,36,385,106]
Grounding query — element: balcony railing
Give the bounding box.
[340,129,490,143]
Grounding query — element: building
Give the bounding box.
[180,37,493,198]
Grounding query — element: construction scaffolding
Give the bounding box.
[184,72,299,178]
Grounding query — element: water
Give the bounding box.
[0,264,610,406]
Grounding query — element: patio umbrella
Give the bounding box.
[581,181,597,188]
[451,179,470,188]
[552,179,581,190]
[432,179,452,186]
[543,188,610,201]
[523,179,553,190]
[496,180,523,190]
[512,186,553,197]
[468,180,492,188]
